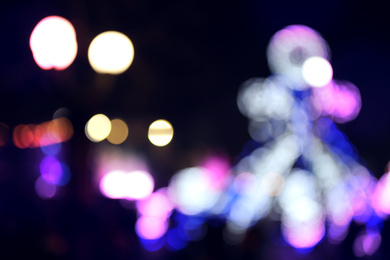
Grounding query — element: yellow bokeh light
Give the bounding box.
[107,118,129,145]
[30,16,78,70]
[85,114,112,142]
[148,119,174,147]
[88,31,134,75]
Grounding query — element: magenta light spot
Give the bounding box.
[353,230,381,257]
[136,188,174,219]
[362,232,381,256]
[135,216,168,240]
[282,221,325,249]
[372,172,390,216]
[35,176,57,199]
[40,156,62,185]
[201,156,230,190]
[311,80,361,123]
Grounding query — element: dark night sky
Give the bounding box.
[1,0,390,259]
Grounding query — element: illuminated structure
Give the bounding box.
[121,25,382,255]
[22,17,388,256]
[227,25,380,254]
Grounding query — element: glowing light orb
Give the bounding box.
[107,118,129,145]
[99,170,154,200]
[30,16,77,70]
[148,119,174,147]
[266,25,329,89]
[282,221,325,249]
[35,176,57,199]
[302,56,333,87]
[311,80,361,123]
[40,156,62,185]
[135,216,168,240]
[136,188,174,219]
[85,114,111,142]
[88,31,134,74]
[168,167,220,215]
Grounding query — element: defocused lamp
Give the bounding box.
[88,31,134,74]
[30,16,78,70]
[148,119,174,146]
[85,114,111,142]
[107,118,128,144]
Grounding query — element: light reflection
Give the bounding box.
[30,16,77,70]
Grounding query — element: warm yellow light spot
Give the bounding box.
[88,31,134,74]
[85,114,112,142]
[148,119,174,147]
[107,118,129,145]
[30,16,78,70]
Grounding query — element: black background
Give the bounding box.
[1,0,390,259]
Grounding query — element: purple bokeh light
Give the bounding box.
[40,156,62,185]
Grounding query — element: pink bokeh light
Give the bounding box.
[353,230,381,257]
[201,156,230,190]
[282,221,325,249]
[371,172,390,216]
[136,188,174,219]
[135,216,168,240]
[311,80,361,123]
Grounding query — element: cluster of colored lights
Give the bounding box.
[7,14,390,257]
[89,25,387,256]
[12,117,73,149]
[85,114,174,147]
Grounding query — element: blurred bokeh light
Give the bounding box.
[302,56,333,87]
[29,16,77,70]
[85,114,111,142]
[107,118,129,145]
[88,31,134,74]
[148,119,174,147]
[99,170,154,200]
